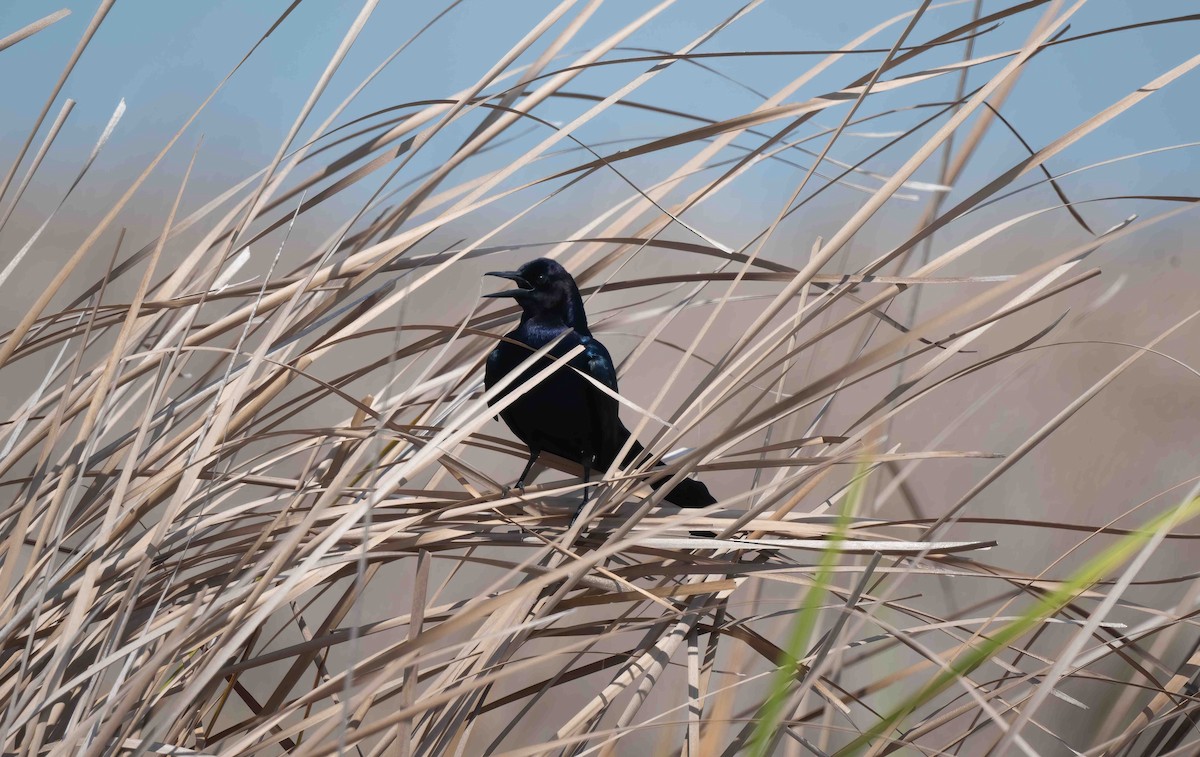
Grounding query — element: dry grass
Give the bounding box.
[1,1,1199,754]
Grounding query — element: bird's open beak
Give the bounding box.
[483,271,533,298]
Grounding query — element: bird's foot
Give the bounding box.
[568,503,586,528]
[501,481,527,499]
[569,497,597,538]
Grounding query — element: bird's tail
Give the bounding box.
[607,435,716,509]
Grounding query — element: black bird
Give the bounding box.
[482,258,717,517]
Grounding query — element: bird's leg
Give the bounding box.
[570,452,596,526]
[581,455,592,506]
[514,446,540,492]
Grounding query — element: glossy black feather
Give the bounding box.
[483,258,716,509]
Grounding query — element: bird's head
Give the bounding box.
[484,258,583,325]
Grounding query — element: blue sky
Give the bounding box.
[0,1,1196,267]
[3,2,1196,166]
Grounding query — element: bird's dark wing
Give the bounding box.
[579,336,627,464]
[581,336,618,392]
[484,344,504,407]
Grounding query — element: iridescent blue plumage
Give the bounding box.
[482,258,717,514]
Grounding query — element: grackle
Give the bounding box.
[483,258,717,519]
